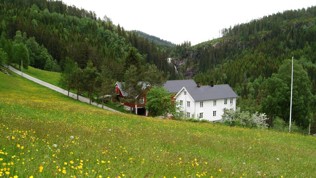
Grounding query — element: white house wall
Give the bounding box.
[176,90,237,121]
[194,98,236,121]
[176,88,196,118]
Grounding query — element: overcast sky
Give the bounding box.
[61,0,315,45]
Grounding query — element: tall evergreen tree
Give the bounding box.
[123,65,141,104]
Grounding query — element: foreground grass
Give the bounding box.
[0,72,316,177]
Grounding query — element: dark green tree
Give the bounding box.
[124,47,143,71]
[12,43,29,70]
[82,60,99,104]
[60,58,78,96]
[261,59,313,128]
[123,65,141,104]
[141,64,165,86]
[73,67,83,100]
[146,86,174,117]
[0,48,8,65]
[99,64,115,98]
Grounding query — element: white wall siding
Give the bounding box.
[195,98,236,121]
[176,88,196,118]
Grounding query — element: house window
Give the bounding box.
[200,101,203,108]
[187,101,190,107]
[199,112,203,118]
[186,112,190,118]
[230,98,233,104]
[180,111,184,116]
[213,111,216,116]
[213,100,216,106]
[180,100,183,106]
[224,99,227,104]
[184,91,187,95]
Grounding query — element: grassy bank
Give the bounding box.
[0,72,316,177]
[23,66,61,87]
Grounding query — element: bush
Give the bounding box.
[222,108,268,129]
[272,117,307,133]
[272,117,287,131]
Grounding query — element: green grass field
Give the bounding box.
[0,72,316,177]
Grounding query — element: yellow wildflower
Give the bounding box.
[39,165,44,173]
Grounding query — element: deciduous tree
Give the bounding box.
[146,86,174,117]
[261,59,313,128]
[12,43,29,69]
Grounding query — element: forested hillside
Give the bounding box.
[171,7,316,131]
[0,0,176,76]
[133,30,176,48]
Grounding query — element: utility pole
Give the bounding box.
[289,57,294,132]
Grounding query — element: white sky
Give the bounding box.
[61,0,315,45]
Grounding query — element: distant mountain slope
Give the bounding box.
[133,30,176,47]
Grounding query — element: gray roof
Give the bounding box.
[183,84,238,101]
[163,80,197,93]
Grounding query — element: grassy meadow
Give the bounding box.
[0,71,316,177]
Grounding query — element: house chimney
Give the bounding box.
[210,81,214,87]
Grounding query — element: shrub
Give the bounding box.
[272,117,307,133]
[272,117,287,131]
[222,108,268,129]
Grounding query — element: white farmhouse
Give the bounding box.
[174,84,238,121]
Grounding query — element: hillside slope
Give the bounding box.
[0,72,316,177]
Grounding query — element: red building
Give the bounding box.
[115,82,150,116]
